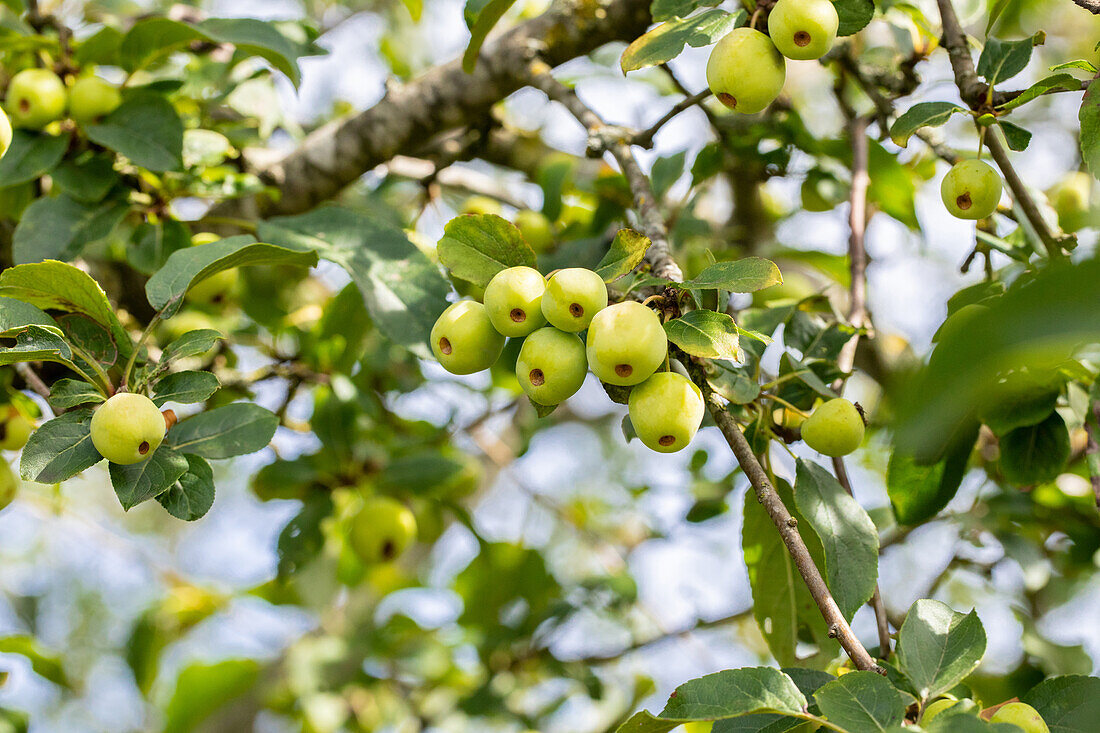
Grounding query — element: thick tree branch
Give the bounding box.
[523,64,880,673]
[215,0,650,219]
[1069,0,1100,13]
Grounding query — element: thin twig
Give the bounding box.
[524,62,882,673]
[983,132,1066,257]
[1086,402,1100,508]
[15,363,51,401]
[631,89,711,148]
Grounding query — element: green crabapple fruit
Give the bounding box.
[0,405,33,451]
[0,458,14,512]
[1047,171,1094,232]
[586,301,668,386]
[6,69,67,129]
[430,300,506,375]
[683,723,713,733]
[989,702,1049,733]
[921,698,958,724]
[941,159,1002,220]
[767,0,839,60]
[483,266,547,337]
[541,267,608,332]
[0,106,10,160]
[706,28,786,114]
[628,372,705,453]
[349,496,418,564]
[90,393,166,465]
[68,76,122,124]
[461,195,502,216]
[516,327,588,405]
[800,398,864,456]
[514,209,555,252]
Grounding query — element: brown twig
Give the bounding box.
[15,363,51,401]
[631,89,711,148]
[1068,0,1100,12]
[1086,402,1100,508]
[524,62,881,673]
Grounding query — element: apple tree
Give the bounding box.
[0,0,1095,731]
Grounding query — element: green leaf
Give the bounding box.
[651,0,722,22]
[0,130,68,186]
[889,102,965,147]
[20,409,102,484]
[659,667,807,719]
[834,0,874,36]
[743,478,838,667]
[436,213,536,287]
[85,92,184,172]
[614,713,679,733]
[895,599,986,701]
[999,411,1070,486]
[129,219,191,275]
[679,257,782,292]
[867,140,918,229]
[620,9,743,73]
[152,370,219,407]
[259,206,450,359]
[997,120,1032,151]
[0,261,131,358]
[886,425,975,526]
[0,296,56,332]
[1079,81,1100,176]
[594,228,651,282]
[793,460,878,622]
[48,379,105,410]
[895,260,1100,460]
[985,0,1013,35]
[162,659,260,733]
[0,636,69,688]
[462,0,517,72]
[156,454,215,521]
[1023,675,1100,733]
[664,310,739,360]
[977,374,1059,435]
[145,235,317,317]
[976,36,1038,86]
[997,73,1083,112]
[651,151,686,199]
[51,154,121,203]
[119,18,204,70]
[12,195,128,263]
[160,329,224,363]
[813,671,907,731]
[0,325,72,366]
[167,402,278,459]
[109,445,189,510]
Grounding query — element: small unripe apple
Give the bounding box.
[90,393,166,465]
[772,406,806,430]
[514,209,555,252]
[706,28,786,114]
[349,496,418,564]
[483,266,547,337]
[989,702,1049,733]
[68,76,122,125]
[768,0,839,60]
[0,405,34,451]
[0,106,10,159]
[516,327,588,405]
[800,398,864,456]
[628,372,705,453]
[187,268,239,305]
[683,723,713,733]
[586,301,667,386]
[941,159,1002,220]
[6,69,67,129]
[0,458,15,512]
[541,268,608,332]
[461,195,502,216]
[430,300,506,375]
[1046,171,1094,232]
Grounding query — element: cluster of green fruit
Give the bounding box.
[430,266,706,453]
[705,0,839,115]
[0,68,121,142]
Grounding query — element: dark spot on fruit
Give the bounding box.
[381,539,397,560]
[529,368,545,386]
[0,423,8,442]
[614,364,633,378]
[956,192,972,210]
[794,31,812,47]
[510,308,526,323]
[569,302,584,318]
[17,98,28,114]
[717,92,737,110]
[138,441,150,455]
[659,435,676,447]
[439,337,452,355]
